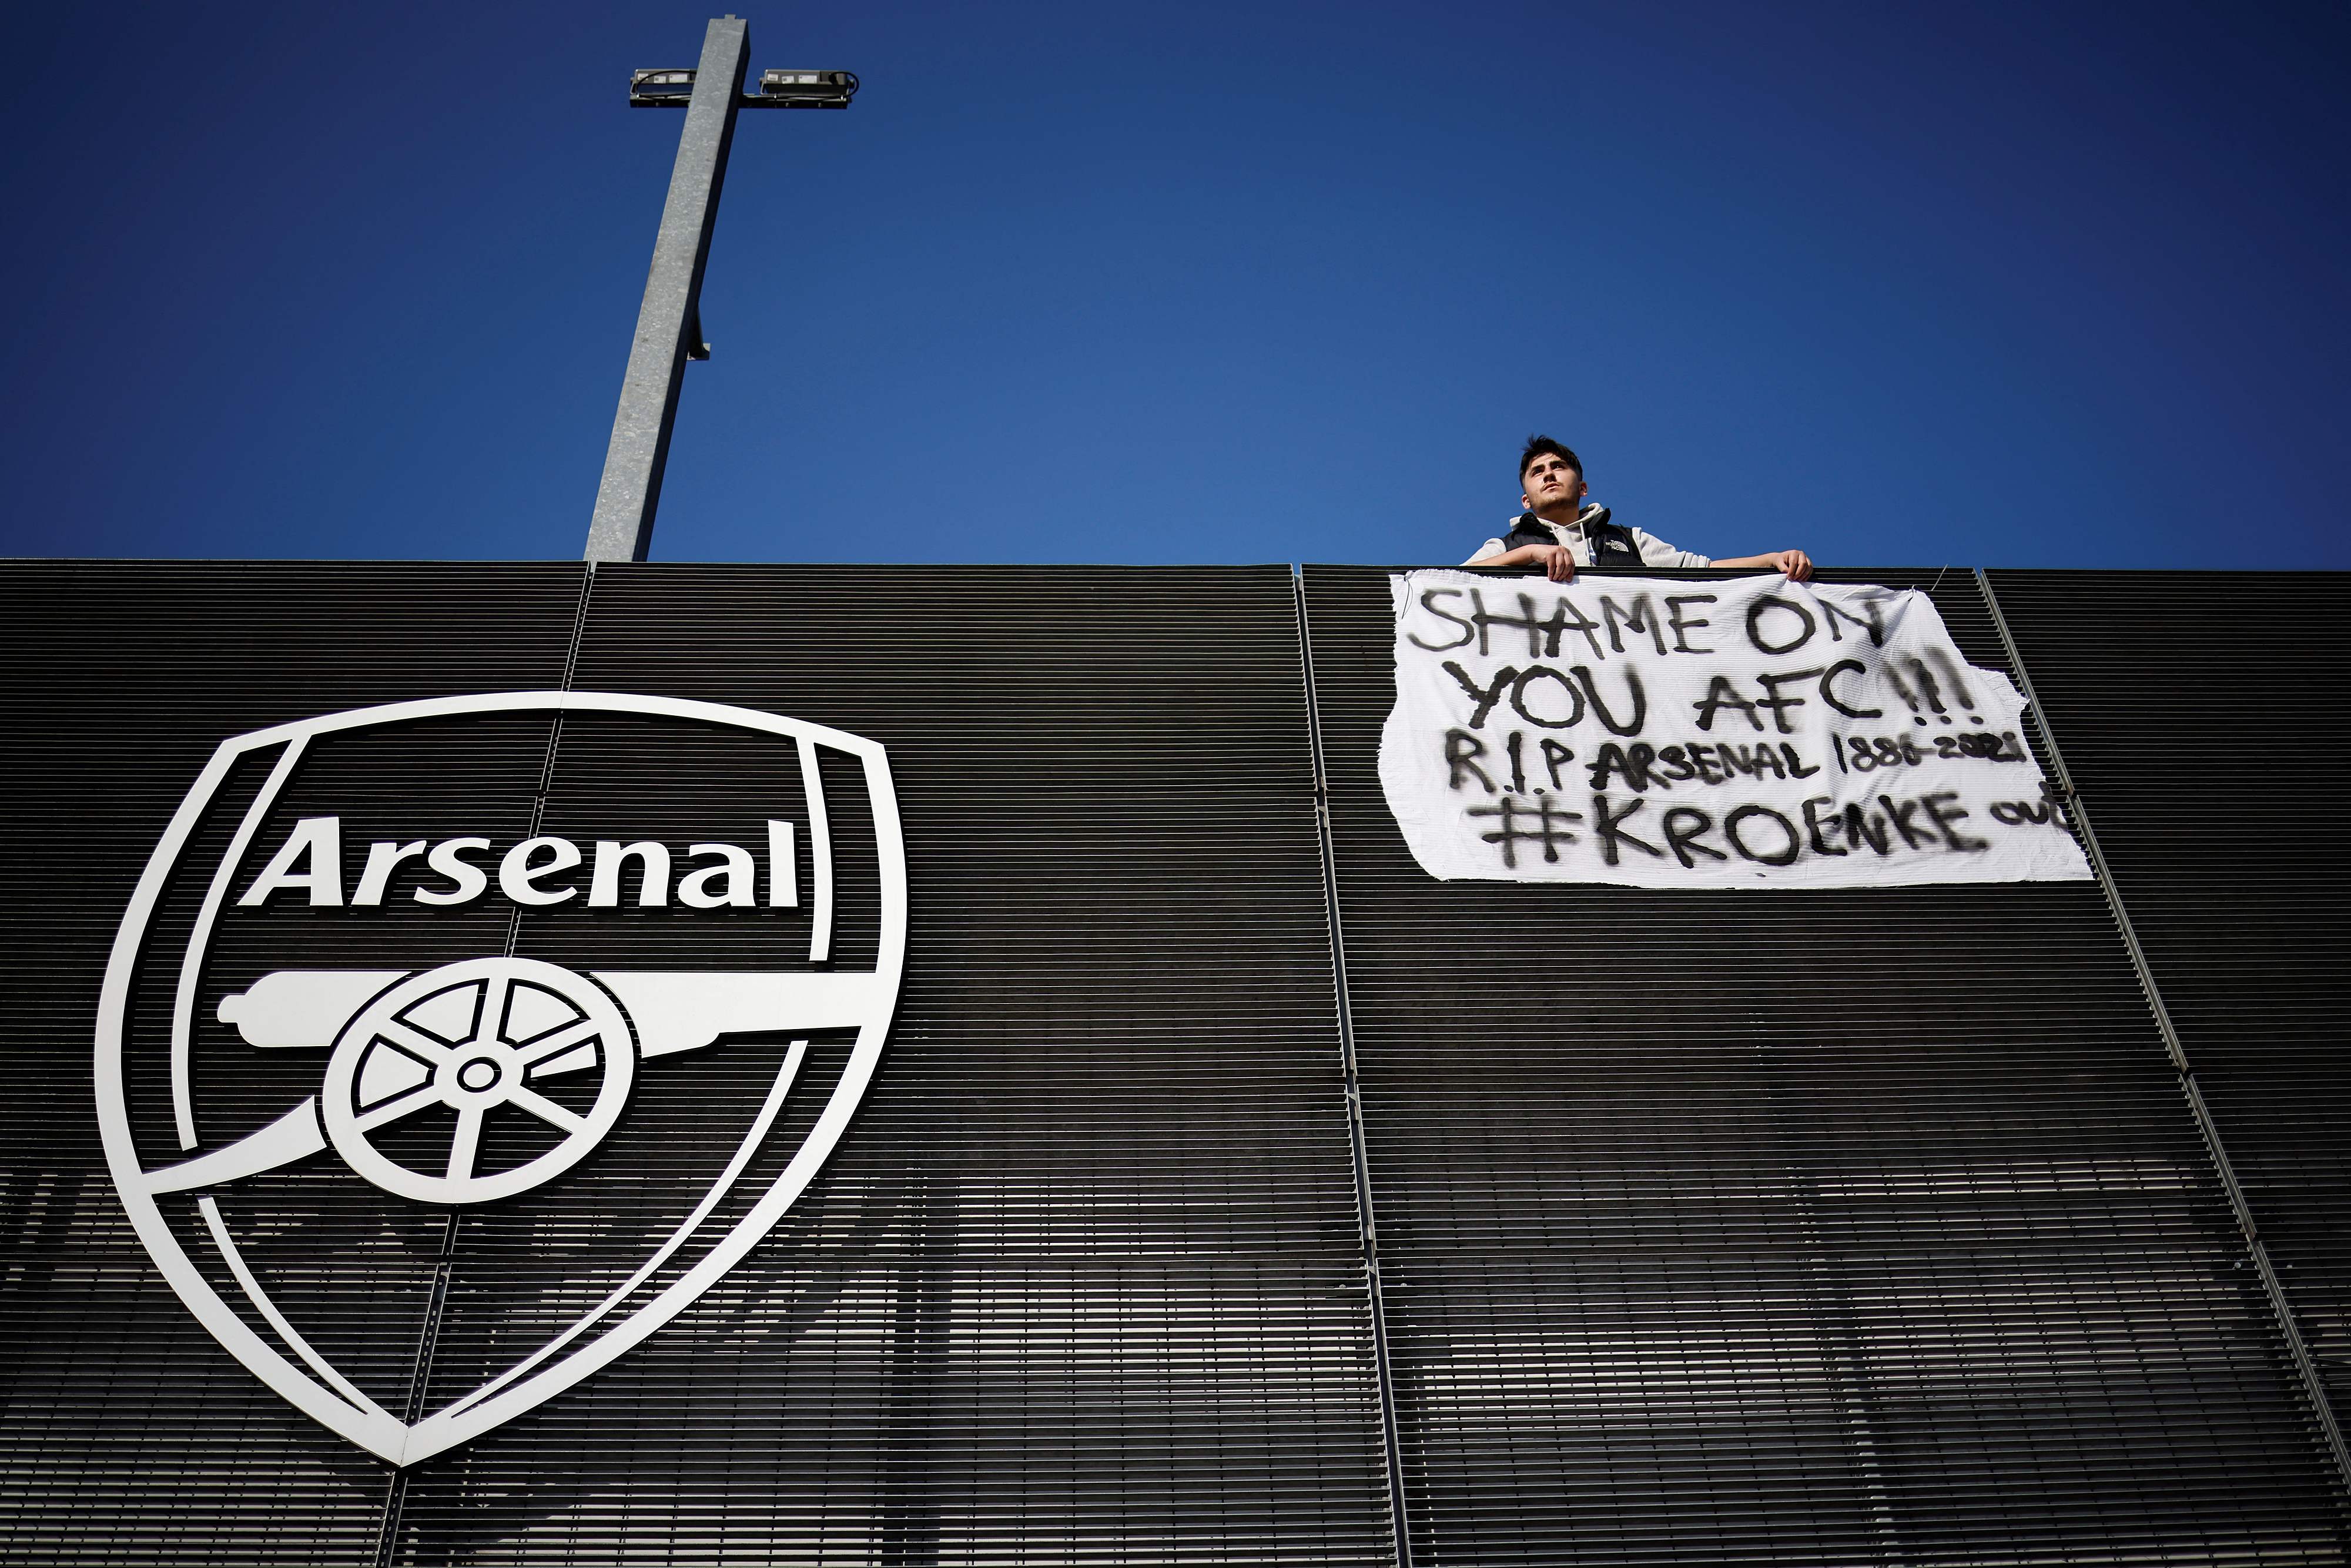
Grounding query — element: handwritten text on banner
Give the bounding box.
[1378,571,2091,887]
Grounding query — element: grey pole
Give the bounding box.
[585,16,751,564]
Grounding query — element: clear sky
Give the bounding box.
[3,1,2343,569]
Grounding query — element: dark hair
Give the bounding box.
[1519,435,1582,481]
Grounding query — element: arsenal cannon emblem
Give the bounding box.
[94,692,907,1465]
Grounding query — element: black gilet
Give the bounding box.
[1499,507,1642,566]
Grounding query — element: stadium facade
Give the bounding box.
[1,561,2345,1564]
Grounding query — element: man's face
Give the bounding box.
[1521,453,1585,512]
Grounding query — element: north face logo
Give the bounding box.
[94,691,907,1465]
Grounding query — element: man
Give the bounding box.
[1467,436,1813,584]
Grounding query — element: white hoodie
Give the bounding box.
[1466,504,1712,569]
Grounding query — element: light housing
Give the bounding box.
[755,68,858,108]
[628,68,697,108]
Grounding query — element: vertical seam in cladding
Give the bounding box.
[1978,567,2351,1509]
[1294,565,1415,1568]
[373,561,598,1562]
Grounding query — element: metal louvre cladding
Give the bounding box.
[0,561,1392,1566]
[1986,571,2351,1439]
[0,558,2343,1565]
[2,562,588,1562]
[1300,564,2347,1564]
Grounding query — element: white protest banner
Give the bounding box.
[1378,570,2092,888]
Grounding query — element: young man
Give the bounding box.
[1466,436,1813,584]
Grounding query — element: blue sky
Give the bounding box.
[3,1,2344,569]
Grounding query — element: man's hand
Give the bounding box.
[1525,542,1575,582]
[1469,542,1576,581]
[1719,549,1813,581]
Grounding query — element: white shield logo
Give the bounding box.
[93,691,908,1465]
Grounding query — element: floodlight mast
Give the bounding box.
[584,16,857,563]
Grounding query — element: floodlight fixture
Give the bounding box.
[627,65,859,110]
[628,68,699,108]
[755,69,858,108]
[588,16,863,565]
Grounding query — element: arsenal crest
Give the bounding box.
[93,692,907,1465]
